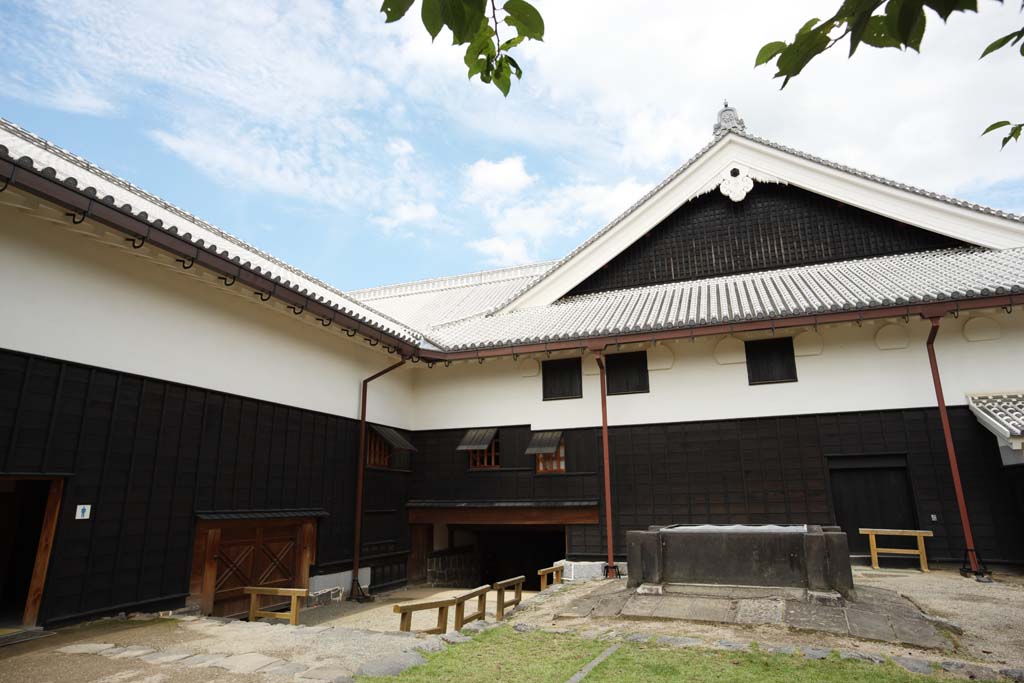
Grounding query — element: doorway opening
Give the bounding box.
[0,479,58,630]
[829,458,918,555]
[452,525,565,591]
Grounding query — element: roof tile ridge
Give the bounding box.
[351,260,557,301]
[735,130,1024,223]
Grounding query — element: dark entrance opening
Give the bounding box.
[830,462,918,554]
[460,525,565,591]
[0,480,50,628]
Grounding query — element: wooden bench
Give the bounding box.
[493,575,525,620]
[244,586,309,625]
[394,585,491,634]
[859,528,934,572]
[538,564,564,591]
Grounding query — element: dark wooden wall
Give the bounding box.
[409,411,1022,565]
[566,184,963,297]
[409,426,601,504]
[0,348,409,625]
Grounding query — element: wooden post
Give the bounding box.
[200,527,221,615]
[454,600,466,630]
[436,605,449,634]
[248,592,259,623]
[290,595,300,625]
[22,478,64,626]
[917,534,930,572]
[867,531,879,570]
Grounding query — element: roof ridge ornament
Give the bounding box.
[713,100,745,137]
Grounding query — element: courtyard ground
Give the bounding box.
[0,563,1020,682]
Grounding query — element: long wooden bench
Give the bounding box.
[493,575,525,620]
[394,584,492,634]
[538,564,564,591]
[859,528,934,572]
[244,586,309,625]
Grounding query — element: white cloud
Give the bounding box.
[470,177,650,265]
[374,202,439,230]
[387,138,415,156]
[464,156,536,204]
[4,0,1023,278]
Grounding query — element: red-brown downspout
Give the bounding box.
[350,359,406,599]
[925,318,980,573]
[593,352,616,575]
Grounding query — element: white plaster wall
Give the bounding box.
[0,208,414,427]
[407,313,1024,430]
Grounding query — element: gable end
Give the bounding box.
[566,183,966,297]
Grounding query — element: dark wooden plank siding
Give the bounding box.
[566,184,964,297]
[411,410,1021,565]
[0,348,408,625]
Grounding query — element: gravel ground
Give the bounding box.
[853,564,1024,668]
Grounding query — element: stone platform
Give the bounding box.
[556,583,949,650]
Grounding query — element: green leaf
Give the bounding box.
[380,0,415,23]
[446,0,486,44]
[922,0,977,21]
[463,21,496,78]
[492,56,512,96]
[774,29,831,84]
[499,35,526,52]
[982,120,1011,135]
[797,17,821,35]
[886,0,926,50]
[504,0,545,41]
[505,54,523,78]
[421,0,443,39]
[1001,124,1022,149]
[755,41,788,66]
[980,30,1022,58]
[860,15,903,48]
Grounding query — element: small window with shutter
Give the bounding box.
[457,427,500,470]
[542,358,582,400]
[744,337,798,385]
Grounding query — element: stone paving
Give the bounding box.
[567,582,948,649]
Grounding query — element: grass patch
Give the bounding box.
[356,626,998,683]
[587,645,951,683]
[357,627,607,683]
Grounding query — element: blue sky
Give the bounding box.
[2,1,1022,290]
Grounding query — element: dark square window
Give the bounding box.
[606,351,649,395]
[745,337,798,385]
[542,357,582,400]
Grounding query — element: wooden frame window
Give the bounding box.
[542,357,582,400]
[366,429,391,468]
[469,434,500,470]
[535,439,566,474]
[745,337,798,385]
[606,351,649,395]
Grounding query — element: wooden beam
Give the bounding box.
[23,478,63,626]
[407,505,598,526]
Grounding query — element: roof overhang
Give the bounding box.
[0,157,421,358]
[406,500,599,525]
[501,134,1024,311]
[967,393,1024,464]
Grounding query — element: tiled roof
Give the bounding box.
[0,118,425,345]
[492,130,1024,313]
[968,394,1024,438]
[426,247,1024,351]
[351,261,553,330]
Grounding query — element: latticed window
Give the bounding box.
[366,429,390,468]
[468,434,500,469]
[535,439,566,474]
[457,427,500,470]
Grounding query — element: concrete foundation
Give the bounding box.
[627,524,855,600]
[562,560,629,582]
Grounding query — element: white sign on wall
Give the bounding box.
[75,504,91,520]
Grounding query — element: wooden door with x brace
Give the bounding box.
[189,517,315,618]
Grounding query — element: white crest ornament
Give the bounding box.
[719,167,755,202]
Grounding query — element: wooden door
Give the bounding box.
[190,517,315,617]
[407,524,432,583]
[830,467,918,554]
